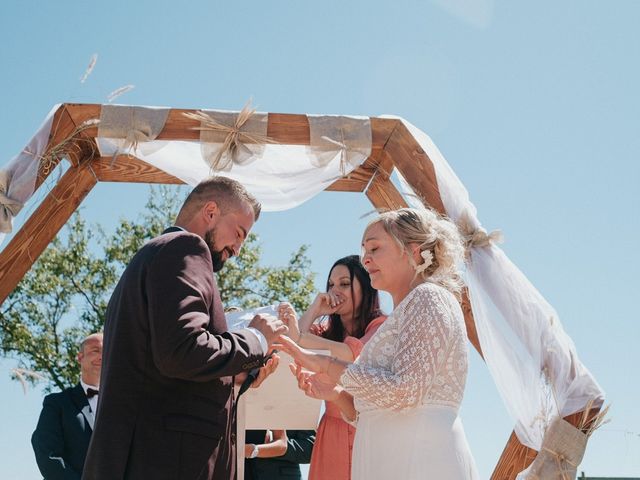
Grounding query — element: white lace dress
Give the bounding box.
[341,282,479,480]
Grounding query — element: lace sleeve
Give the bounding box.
[341,285,458,410]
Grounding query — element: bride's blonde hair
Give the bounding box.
[366,208,465,295]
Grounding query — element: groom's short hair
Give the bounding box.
[177,176,261,223]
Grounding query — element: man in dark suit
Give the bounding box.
[244,430,315,480]
[82,177,287,480]
[32,332,103,479]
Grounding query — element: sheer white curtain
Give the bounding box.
[0,104,59,245]
[95,106,372,212]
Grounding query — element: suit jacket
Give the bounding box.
[82,229,266,480]
[244,430,316,480]
[32,383,94,480]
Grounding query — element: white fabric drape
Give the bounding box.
[0,104,59,244]
[95,107,372,211]
[389,116,604,460]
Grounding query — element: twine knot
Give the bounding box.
[183,101,274,172]
[541,447,578,480]
[320,128,361,176]
[457,212,503,250]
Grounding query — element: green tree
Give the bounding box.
[0,186,315,393]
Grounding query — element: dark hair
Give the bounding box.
[321,255,381,342]
[177,176,261,222]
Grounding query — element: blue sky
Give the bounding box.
[1,1,639,478]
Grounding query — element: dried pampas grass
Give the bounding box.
[80,53,98,83]
[107,84,135,103]
[578,398,611,436]
[35,118,100,177]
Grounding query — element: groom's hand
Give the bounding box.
[251,352,280,389]
[248,313,288,347]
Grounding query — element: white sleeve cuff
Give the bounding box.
[245,327,268,353]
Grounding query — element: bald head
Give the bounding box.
[78,332,103,386]
[80,332,103,352]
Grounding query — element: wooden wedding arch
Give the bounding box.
[0,103,597,479]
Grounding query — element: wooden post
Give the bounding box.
[365,153,407,210]
[0,162,97,305]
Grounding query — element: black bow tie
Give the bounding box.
[86,388,99,399]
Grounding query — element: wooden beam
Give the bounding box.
[490,432,538,479]
[326,156,383,193]
[366,173,407,210]
[365,152,408,209]
[0,162,98,305]
[63,103,398,149]
[92,154,382,193]
[460,288,483,358]
[383,121,446,213]
[92,156,184,184]
[34,106,82,189]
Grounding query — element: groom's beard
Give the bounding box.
[204,228,232,272]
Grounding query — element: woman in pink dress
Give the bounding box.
[278,255,386,480]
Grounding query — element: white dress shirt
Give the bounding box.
[80,379,99,419]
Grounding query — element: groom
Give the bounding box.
[82,177,287,480]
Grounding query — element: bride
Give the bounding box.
[279,208,479,479]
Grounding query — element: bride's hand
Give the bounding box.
[275,335,330,374]
[289,364,340,401]
[277,302,300,342]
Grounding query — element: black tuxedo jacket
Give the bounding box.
[82,228,265,480]
[32,383,93,480]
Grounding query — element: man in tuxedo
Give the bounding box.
[32,332,103,479]
[82,176,287,480]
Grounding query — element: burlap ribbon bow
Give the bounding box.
[0,170,24,233]
[183,102,273,172]
[457,211,504,250]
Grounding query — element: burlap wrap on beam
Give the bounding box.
[98,105,170,158]
[524,417,587,480]
[307,115,372,176]
[186,106,270,172]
